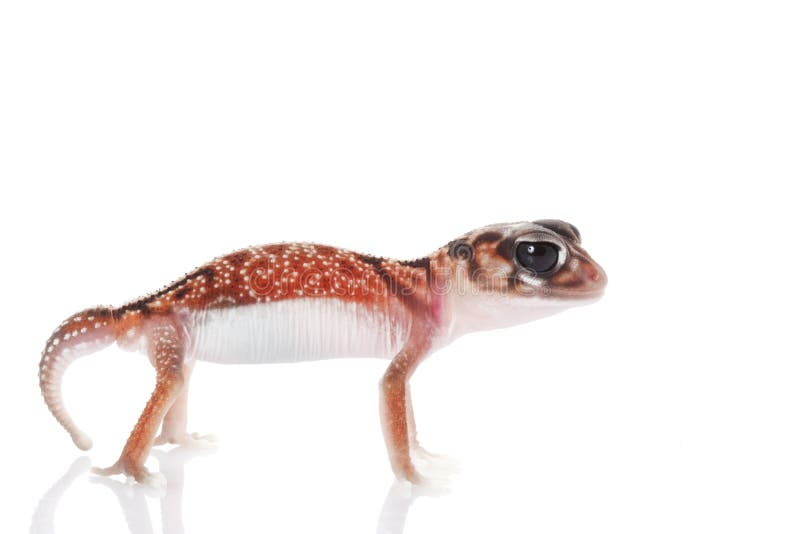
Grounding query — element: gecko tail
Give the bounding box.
[39,306,117,451]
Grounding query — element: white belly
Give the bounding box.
[184,298,411,364]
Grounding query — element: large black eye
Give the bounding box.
[516,241,561,274]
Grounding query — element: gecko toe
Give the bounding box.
[169,432,218,449]
[179,432,219,448]
[91,462,122,477]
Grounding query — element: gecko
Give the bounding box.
[39,220,606,486]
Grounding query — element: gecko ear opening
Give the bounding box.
[448,240,474,261]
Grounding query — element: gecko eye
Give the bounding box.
[516,241,561,274]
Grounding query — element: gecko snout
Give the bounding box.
[576,254,607,295]
[546,250,607,298]
[582,259,605,283]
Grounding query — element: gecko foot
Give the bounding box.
[154,432,219,448]
[392,457,454,490]
[398,469,452,491]
[91,461,167,492]
[411,445,460,483]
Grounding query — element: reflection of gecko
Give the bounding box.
[39,220,606,486]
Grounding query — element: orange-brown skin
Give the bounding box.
[92,321,186,482]
[115,243,429,316]
[39,221,606,486]
[379,322,434,484]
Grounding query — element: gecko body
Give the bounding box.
[39,220,606,485]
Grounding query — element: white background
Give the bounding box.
[1,1,798,533]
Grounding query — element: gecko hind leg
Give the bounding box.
[154,363,217,448]
[92,322,186,487]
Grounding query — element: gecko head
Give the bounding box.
[440,220,606,333]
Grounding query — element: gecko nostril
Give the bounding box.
[582,262,600,282]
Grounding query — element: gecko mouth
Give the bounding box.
[516,271,606,300]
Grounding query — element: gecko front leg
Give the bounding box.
[93,320,187,487]
[379,326,432,484]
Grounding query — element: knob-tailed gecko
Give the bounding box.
[39,220,606,486]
